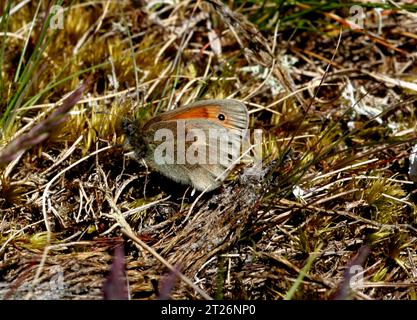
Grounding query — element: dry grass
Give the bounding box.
[0,0,417,300]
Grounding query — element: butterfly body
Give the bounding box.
[124,99,249,191]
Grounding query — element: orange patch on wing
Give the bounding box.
[169,106,220,121]
[164,105,239,129]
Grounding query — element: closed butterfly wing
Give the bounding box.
[141,99,249,191]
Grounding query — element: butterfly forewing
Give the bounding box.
[140,99,249,191]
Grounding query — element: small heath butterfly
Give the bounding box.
[124,99,249,192]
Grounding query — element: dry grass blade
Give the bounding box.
[105,193,213,300]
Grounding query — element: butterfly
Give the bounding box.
[124,99,249,192]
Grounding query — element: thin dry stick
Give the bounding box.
[302,175,414,199]
[3,151,24,178]
[41,135,84,175]
[94,0,111,34]
[279,198,417,234]
[105,194,213,300]
[313,188,360,205]
[100,195,171,236]
[381,193,414,210]
[264,82,336,110]
[310,158,379,182]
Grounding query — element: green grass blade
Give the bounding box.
[284,243,323,300]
